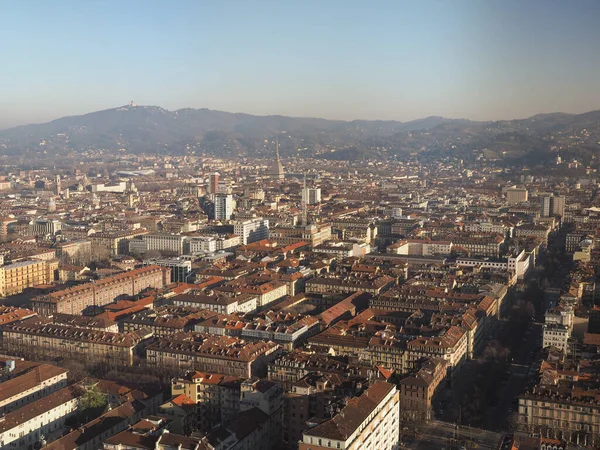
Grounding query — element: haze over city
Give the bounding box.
[2,0,600,128]
[2,2,600,450]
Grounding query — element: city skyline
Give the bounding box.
[2,0,600,128]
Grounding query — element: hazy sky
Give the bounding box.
[1,0,600,128]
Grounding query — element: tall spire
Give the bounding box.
[269,136,285,180]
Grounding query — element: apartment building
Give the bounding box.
[398,358,447,421]
[515,224,551,246]
[362,335,407,373]
[302,187,322,205]
[313,241,370,260]
[89,229,149,257]
[518,357,600,446]
[142,258,191,282]
[270,223,332,247]
[216,279,288,308]
[29,219,62,236]
[452,235,504,258]
[242,316,320,349]
[463,221,513,236]
[213,193,233,221]
[0,259,58,297]
[144,234,187,255]
[542,324,570,353]
[234,218,269,245]
[387,239,453,257]
[3,318,150,366]
[171,371,243,433]
[298,381,399,450]
[0,385,81,450]
[405,326,467,379]
[284,373,368,449]
[188,235,217,253]
[54,239,92,265]
[0,363,68,415]
[306,274,394,295]
[30,265,169,316]
[505,187,529,204]
[172,292,258,314]
[146,332,282,377]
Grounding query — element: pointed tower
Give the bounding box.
[269,137,285,180]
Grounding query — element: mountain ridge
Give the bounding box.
[0,105,599,163]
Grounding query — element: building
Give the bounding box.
[541,195,566,217]
[0,385,81,450]
[515,224,550,246]
[0,362,68,415]
[209,172,220,194]
[143,258,192,282]
[387,239,453,257]
[29,219,62,236]
[142,234,187,256]
[188,236,218,253]
[0,259,58,297]
[298,381,399,450]
[270,139,285,181]
[173,292,258,315]
[405,326,468,379]
[306,274,394,295]
[214,193,233,221]
[506,187,529,204]
[89,229,148,257]
[171,371,243,433]
[452,235,504,258]
[542,324,569,353]
[284,373,368,449]
[270,223,332,247]
[302,187,322,205]
[234,218,269,245]
[54,240,92,265]
[398,358,446,421]
[2,318,150,366]
[146,332,282,377]
[30,265,169,316]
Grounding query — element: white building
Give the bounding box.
[214,194,233,221]
[90,181,127,193]
[188,236,218,253]
[29,219,62,236]
[457,249,531,280]
[542,324,570,353]
[389,239,453,257]
[143,234,186,255]
[0,386,80,449]
[0,363,68,415]
[234,218,269,245]
[302,187,321,205]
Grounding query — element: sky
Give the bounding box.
[1,0,600,128]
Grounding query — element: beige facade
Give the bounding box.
[31,265,169,316]
[2,319,147,366]
[146,333,281,378]
[0,259,58,297]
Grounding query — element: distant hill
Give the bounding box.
[0,105,599,163]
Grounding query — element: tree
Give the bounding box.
[78,383,107,411]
